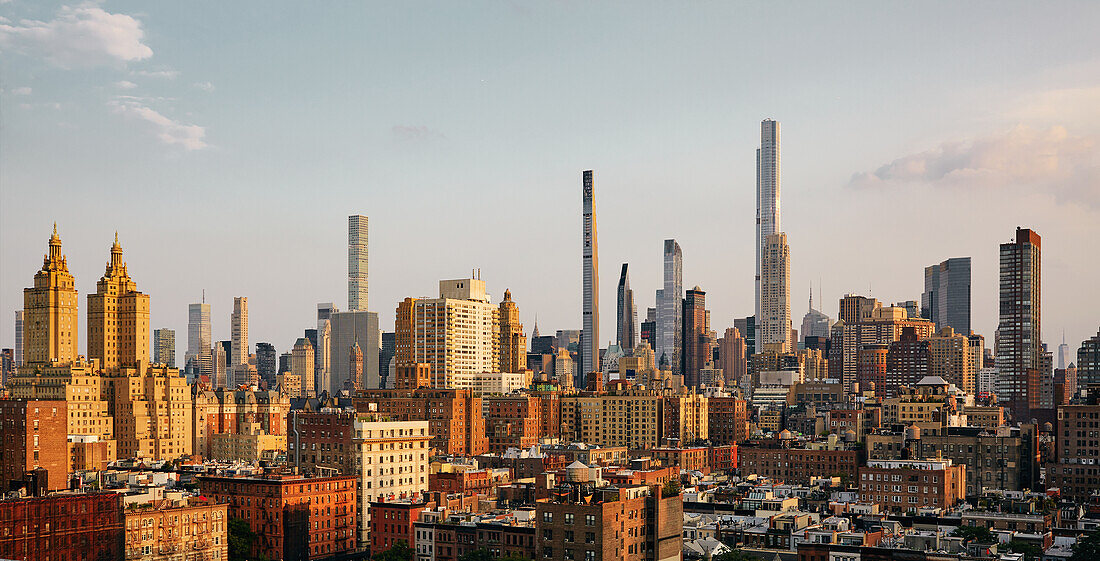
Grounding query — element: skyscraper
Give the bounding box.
[1078,329,1100,391]
[330,310,379,391]
[88,234,150,370]
[760,232,791,353]
[317,302,337,392]
[1057,332,1070,371]
[800,285,831,342]
[187,301,212,378]
[292,337,315,396]
[154,328,176,367]
[581,170,599,377]
[617,263,638,354]
[23,225,79,365]
[996,227,1042,421]
[755,119,780,353]
[498,289,525,373]
[348,215,368,312]
[682,286,709,387]
[13,311,22,367]
[256,341,277,388]
[640,308,657,351]
[718,327,747,387]
[657,240,683,374]
[921,257,972,335]
[231,297,249,366]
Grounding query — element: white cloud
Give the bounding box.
[10,86,32,95]
[114,80,137,89]
[851,125,1100,209]
[110,98,207,150]
[192,81,214,92]
[133,69,180,79]
[0,4,153,68]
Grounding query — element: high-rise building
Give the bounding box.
[330,310,380,391]
[717,327,747,388]
[839,294,879,324]
[839,306,935,393]
[349,215,368,311]
[498,289,526,373]
[317,302,337,392]
[734,316,756,359]
[581,170,599,377]
[928,327,975,395]
[153,328,175,367]
[255,342,277,387]
[760,232,792,353]
[922,257,972,335]
[186,301,212,379]
[617,263,637,354]
[231,297,248,366]
[23,225,79,365]
[640,308,657,351]
[801,285,831,343]
[13,311,22,367]
[755,119,781,353]
[996,227,1042,421]
[291,337,315,397]
[657,239,683,374]
[1078,329,1100,391]
[212,341,228,388]
[682,287,709,387]
[395,279,498,388]
[87,234,150,370]
[1057,332,1070,371]
[380,331,396,387]
[0,349,12,387]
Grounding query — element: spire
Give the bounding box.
[532,315,540,338]
[809,282,814,311]
[45,223,65,269]
[109,232,124,272]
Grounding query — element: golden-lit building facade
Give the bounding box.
[87,235,150,370]
[498,289,526,373]
[22,225,79,365]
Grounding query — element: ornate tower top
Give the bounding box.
[44,223,67,271]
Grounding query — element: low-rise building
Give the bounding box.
[0,399,68,493]
[123,495,228,561]
[858,458,965,514]
[0,492,125,561]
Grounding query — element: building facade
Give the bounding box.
[581,170,600,378]
[996,228,1042,421]
[349,214,369,311]
[921,257,972,335]
[756,119,781,354]
[760,232,792,354]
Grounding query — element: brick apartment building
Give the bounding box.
[858,459,965,514]
[289,409,357,475]
[485,395,543,453]
[707,397,748,445]
[199,473,357,561]
[354,388,488,455]
[0,399,68,493]
[414,511,537,561]
[123,496,228,561]
[0,492,124,561]
[737,439,861,484]
[1046,404,1100,501]
[370,499,432,555]
[429,468,512,497]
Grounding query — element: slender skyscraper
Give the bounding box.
[616,264,637,354]
[996,227,1041,421]
[1057,332,1069,371]
[186,301,212,378]
[13,311,22,367]
[23,225,79,365]
[761,233,792,353]
[657,239,683,374]
[682,286,708,386]
[755,119,780,353]
[581,170,599,377]
[231,296,249,365]
[349,215,368,311]
[921,257,972,335]
[153,328,176,367]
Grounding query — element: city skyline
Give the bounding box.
[2,2,1099,358]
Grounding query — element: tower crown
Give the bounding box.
[43,223,68,272]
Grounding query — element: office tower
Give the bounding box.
[498,289,526,373]
[640,308,657,351]
[292,337,315,396]
[256,342,277,387]
[278,352,291,374]
[348,338,363,391]
[1058,333,1070,371]
[1079,329,1100,391]
[231,296,248,366]
[349,215,368,311]
[330,310,380,391]
[556,330,581,351]
[839,294,880,324]
[395,279,498,388]
[212,342,229,388]
[921,257,972,335]
[734,316,756,359]
[186,301,212,378]
[1054,365,1077,406]
[839,306,935,393]
[760,232,792,353]
[23,225,79,365]
[13,311,22,366]
[996,227,1042,421]
[801,285,831,342]
[894,301,919,321]
[755,119,781,353]
[718,327,747,387]
[317,302,336,392]
[87,234,150,370]
[379,332,395,387]
[682,286,709,387]
[617,264,638,353]
[657,239,683,373]
[885,327,931,396]
[581,170,599,377]
[928,327,975,395]
[153,328,176,367]
[0,349,12,387]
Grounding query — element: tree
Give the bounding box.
[662,478,682,497]
[951,525,995,544]
[1005,539,1042,561]
[228,518,257,561]
[373,540,415,561]
[1070,530,1100,561]
[713,550,760,561]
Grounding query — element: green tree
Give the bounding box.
[952,525,996,544]
[714,550,760,561]
[1005,539,1042,561]
[373,540,415,561]
[228,518,257,561]
[1069,530,1100,561]
[662,478,682,497]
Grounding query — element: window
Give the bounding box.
[543,512,553,524]
[543,547,553,558]
[585,515,595,526]
[564,513,574,524]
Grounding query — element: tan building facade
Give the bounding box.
[355,417,431,546]
[124,498,228,561]
[928,327,975,395]
[22,226,80,366]
[87,235,150,370]
[498,289,526,373]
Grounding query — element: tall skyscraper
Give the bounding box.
[154,328,176,367]
[1057,332,1070,371]
[88,234,150,370]
[186,301,212,379]
[1078,329,1100,391]
[317,302,337,392]
[498,289,526,373]
[734,316,756,359]
[640,308,657,351]
[23,225,79,365]
[256,341,277,388]
[292,337,315,396]
[657,239,683,374]
[13,311,22,366]
[760,232,792,353]
[921,257,972,335]
[996,227,1042,421]
[616,264,637,354]
[800,285,831,342]
[330,310,379,391]
[682,286,709,387]
[231,296,249,366]
[718,327,747,387]
[755,119,780,353]
[348,215,368,311]
[581,170,599,377]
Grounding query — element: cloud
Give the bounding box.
[392,125,446,142]
[114,80,137,89]
[10,86,32,95]
[133,69,179,79]
[0,4,153,68]
[110,98,207,150]
[851,125,1100,208]
[192,81,214,92]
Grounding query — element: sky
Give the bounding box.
[2,1,1098,364]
